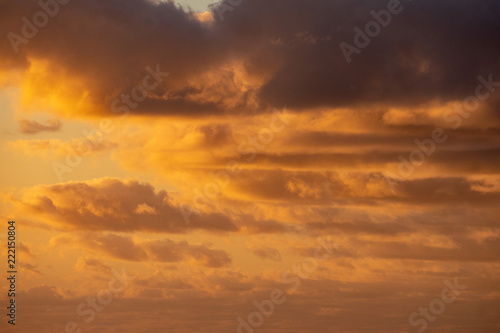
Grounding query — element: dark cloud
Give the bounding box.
[2,0,499,116]
[244,0,500,109]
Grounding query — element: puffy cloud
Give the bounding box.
[19,178,238,233]
[1,0,499,117]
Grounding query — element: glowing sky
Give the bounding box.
[1,0,500,332]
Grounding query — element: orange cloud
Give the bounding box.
[51,232,232,268]
[17,178,237,233]
[18,118,61,134]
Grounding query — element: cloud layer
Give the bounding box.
[1,0,499,332]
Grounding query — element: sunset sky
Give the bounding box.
[1,0,500,332]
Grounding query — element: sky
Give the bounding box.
[176,0,215,12]
[0,0,500,332]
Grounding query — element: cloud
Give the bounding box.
[18,242,34,258]
[52,232,232,268]
[221,169,500,205]
[18,262,42,275]
[5,138,118,158]
[1,0,499,117]
[364,237,500,262]
[144,239,232,268]
[19,178,238,233]
[18,118,61,134]
[246,243,282,261]
[1,1,500,331]
[74,257,112,274]
[18,285,64,305]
